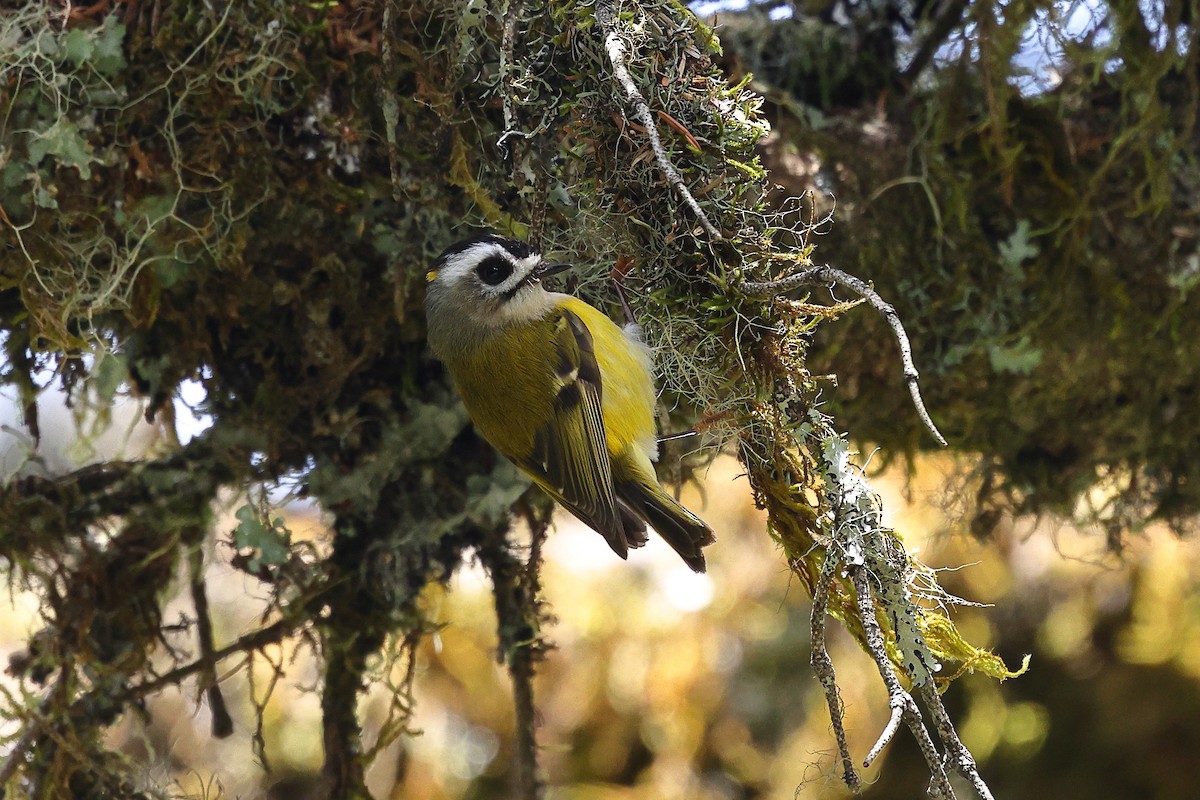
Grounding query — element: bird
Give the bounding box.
[424,233,716,572]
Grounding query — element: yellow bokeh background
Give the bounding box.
[4,452,1200,799]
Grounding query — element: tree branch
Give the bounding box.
[741,264,947,446]
[809,556,861,791]
[849,565,955,798]
[189,545,234,739]
[901,0,971,87]
[594,0,722,239]
[920,683,996,800]
[480,525,550,800]
[0,434,242,560]
[379,0,405,203]
[117,616,300,704]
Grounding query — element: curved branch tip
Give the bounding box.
[740,265,948,446]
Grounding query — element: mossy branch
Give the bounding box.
[480,502,554,800]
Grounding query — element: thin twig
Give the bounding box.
[920,684,996,800]
[594,0,722,239]
[849,566,955,799]
[740,264,948,447]
[115,616,298,704]
[809,555,862,791]
[189,546,234,738]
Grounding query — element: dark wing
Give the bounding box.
[517,308,632,557]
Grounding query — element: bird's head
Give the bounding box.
[424,234,570,328]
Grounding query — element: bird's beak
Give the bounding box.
[532,262,571,279]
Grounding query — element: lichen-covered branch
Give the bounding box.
[809,559,861,791]
[920,683,996,800]
[850,566,955,798]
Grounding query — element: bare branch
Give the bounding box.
[920,684,997,800]
[189,545,234,739]
[594,0,723,240]
[902,0,972,87]
[117,616,299,704]
[809,557,862,791]
[740,265,948,447]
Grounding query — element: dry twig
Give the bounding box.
[189,546,235,739]
[809,558,862,791]
[595,0,723,239]
[740,264,947,446]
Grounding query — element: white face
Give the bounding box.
[429,238,559,326]
[437,240,542,296]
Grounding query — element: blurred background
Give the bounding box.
[3,389,1197,799]
[4,0,1200,797]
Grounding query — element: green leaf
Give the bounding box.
[154,259,189,288]
[92,351,126,405]
[234,505,290,571]
[91,21,127,75]
[126,193,176,226]
[34,187,58,210]
[61,20,126,75]
[62,28,95,64]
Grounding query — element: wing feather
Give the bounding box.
[519,309,631,556]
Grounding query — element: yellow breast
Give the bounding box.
[447,296,658,464]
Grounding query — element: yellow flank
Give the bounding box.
[447,296,657,465]
[559,296,657,460]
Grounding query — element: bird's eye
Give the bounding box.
[476,256,514,286]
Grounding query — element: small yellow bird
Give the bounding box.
[424,234,716,572]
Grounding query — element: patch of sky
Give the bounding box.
[690,0,1185,100]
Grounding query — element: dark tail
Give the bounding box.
[615,477,716,573]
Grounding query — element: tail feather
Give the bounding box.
[615,476,716,573]
[618,502,650,549]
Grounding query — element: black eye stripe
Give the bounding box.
[476,255,514,286]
